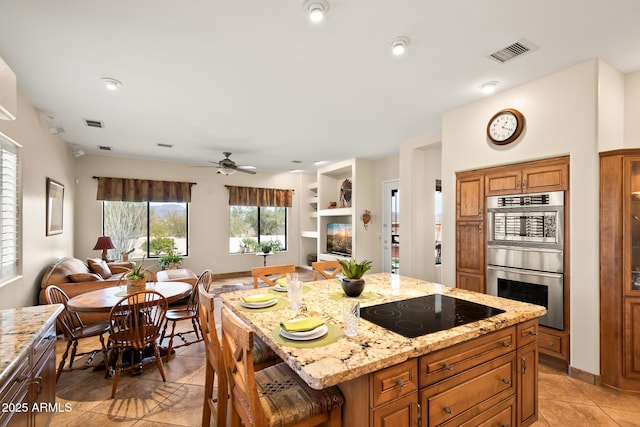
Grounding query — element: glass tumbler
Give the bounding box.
[287,277,303,309]
[342,300,360,337]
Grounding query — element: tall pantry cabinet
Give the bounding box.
[600,149,640,391]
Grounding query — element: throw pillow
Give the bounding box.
[87,258,113,279]
[69,272,103,282]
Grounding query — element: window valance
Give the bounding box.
[95,177,195,202]
[226,185,293,207]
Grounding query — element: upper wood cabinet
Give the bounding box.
[485,159,568,196]
[456,173,484,220]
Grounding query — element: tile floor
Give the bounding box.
[46,274,640,426]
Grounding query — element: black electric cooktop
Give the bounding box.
[360,294,505,338]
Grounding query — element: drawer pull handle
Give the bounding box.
[521,357,527,374]
[442,363,453,371]
[501,341,512,347]
[528,331,538,336]
[501,378,512,385]
[32,376,43,395]
[396,379,407,388]
[15,374,28,383]
[443,406,453,414]
[548,341,555,346]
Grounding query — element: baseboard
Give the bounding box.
[568,364,601,386]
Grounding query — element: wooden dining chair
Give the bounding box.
[199,281,279,427]
[312,260,341,281]
[108,290,168,398]
[251,264,296,288]
[220,305,344,427]
[45,285,111,383]
[160,269,213,360]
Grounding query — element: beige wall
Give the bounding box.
[439,59,603,375]
[0,92,76,309]
[625,69,640,146]
[74,155,311,275]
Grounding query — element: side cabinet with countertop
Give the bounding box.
[0,305,63,427]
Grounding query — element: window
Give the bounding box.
[103,201,188,259]
[435,179,442,265]
[0,132,19,284]
[229,206,287,253]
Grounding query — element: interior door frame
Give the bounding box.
[382,179,399,273]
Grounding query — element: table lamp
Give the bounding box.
[93,236,115,261]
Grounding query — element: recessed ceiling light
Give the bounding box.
[480,81,499,94]
[390,36,410,56]
[100,77,122,91]
[304,0,329,23]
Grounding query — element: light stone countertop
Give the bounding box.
[220,272,547,390]
[0,304,63,382]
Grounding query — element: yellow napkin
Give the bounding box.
[275,278,287,287]
[280,317,325,332]
[242,294,276,303]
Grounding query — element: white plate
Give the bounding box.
[280,324,328,341]
[241,298,278,309]
[274,284,287,292]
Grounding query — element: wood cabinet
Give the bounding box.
[362,323,539,426]
[456,156,570,364]
[600,150,640,391]
[456,172,485,293]
[0,323,57,427]
[485,159,568,196]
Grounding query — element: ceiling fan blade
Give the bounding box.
[234,166,256,175]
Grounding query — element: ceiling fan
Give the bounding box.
[209,152,256,175]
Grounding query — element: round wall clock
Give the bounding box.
[486,108,525,145]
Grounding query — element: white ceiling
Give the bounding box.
[1,1,640,173]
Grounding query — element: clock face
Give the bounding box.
[487,109,525,145]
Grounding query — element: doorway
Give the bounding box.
[382,180,399,273]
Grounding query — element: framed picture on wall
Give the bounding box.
[46,177,64,235]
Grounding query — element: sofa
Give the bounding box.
[39,257,135,325]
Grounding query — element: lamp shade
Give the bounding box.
[93,236,115,250]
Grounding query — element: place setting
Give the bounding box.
[271,316,342,348]
[237,293,288,312]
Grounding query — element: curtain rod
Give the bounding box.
[224,185,294,192]
[92,176,196,185]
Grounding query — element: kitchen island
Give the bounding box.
[220,273,546,426]
[0,304,63,427]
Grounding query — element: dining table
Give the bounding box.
[219,272,546,426]
[66,281,193,313]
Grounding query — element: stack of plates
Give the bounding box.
[273,284,287,292]
[241,295,277,309]
[279,324,328,341]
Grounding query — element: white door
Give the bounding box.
[382,180,399,273]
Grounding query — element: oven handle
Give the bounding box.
[487,245,563,254]
[486,265,563,279]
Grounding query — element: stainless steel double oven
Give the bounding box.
[486,191,565,330]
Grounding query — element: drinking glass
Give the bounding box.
[287,277,303,309]
[342,300,360,337]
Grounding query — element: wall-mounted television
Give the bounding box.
[327,223,352,256]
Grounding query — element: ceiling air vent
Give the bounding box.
[98,145,112,151]
[157,143,173,148]
[488,39,537,64]
[84,119,104,128]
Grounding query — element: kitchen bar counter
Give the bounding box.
[220,273,546,390]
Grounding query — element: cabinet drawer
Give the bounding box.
[419,327,515,387]
[421,353,516,426]
[538,331,563,354]
[0,354,30,403]
[449,396,516,427]
[517,319,539,347]
[33,324,56,366]
[371,391,419,427]
[370,359,418,407]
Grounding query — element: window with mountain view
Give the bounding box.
[103,201,188,260]
[229,206,287,253]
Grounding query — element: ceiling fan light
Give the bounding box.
[218,167,236,176]
[481,81,499,94]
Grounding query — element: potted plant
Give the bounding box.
[124,262,150,293]
[258,240,281,254]
[120,248,135,262]
[338,259,373,297]
[240,237,257,253]
[157,249,183,270]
